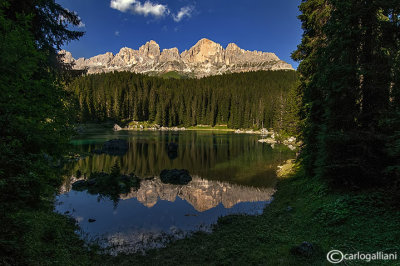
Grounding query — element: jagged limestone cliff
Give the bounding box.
[60,38,293,78]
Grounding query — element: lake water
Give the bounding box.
[56,128,294,253]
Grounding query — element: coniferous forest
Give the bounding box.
[69,70,299,131]
[292,0,400,187]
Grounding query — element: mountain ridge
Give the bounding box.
[61,38,294,78]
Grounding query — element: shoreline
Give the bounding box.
[116,127,236,132]
[78,123,300,149]
[114,123,271,134]
[100,164,400,265]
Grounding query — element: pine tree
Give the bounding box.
[292,0,332,176]
[294,0,400,187]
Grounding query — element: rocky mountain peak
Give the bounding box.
[61,38,294,77]
[196,38,217,46]
[87,52,114,67]
[111,47,137,67]
[226,43,241,52]
[182,38,224,64]
[139,40,160,60]
[160,48,181,62]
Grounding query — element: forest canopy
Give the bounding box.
[68,70,299,132]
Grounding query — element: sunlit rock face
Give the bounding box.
[60,38,294,77]
[119,176,275,212]
[160,48,181,62]
[110,47,138,67]
[138,40,160,61]
[59,50,74,64]
[181,38,225,65]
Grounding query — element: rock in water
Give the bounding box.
[92,139,128,156]
[71,180,86,190]
[167,142,178,160]
[160,169,192,185]
[113,124,122,131]
[167,142,178,152]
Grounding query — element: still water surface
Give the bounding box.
[56,128,294,252]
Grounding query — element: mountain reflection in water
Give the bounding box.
[57,130,294,253]
[61,175,275,212]
[57,175,274,253]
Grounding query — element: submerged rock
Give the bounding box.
[167,143,178,160]
[87,178,97,186]
[160,169,192,185]
[167,142,178,152]
[92,139,128,156]
[102,139,128,153]
[71,180,86,190]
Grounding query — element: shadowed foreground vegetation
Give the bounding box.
[95,166,399,265]
[8,166,400,265]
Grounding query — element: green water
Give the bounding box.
[67,129,293,187]
[58,128,295,253]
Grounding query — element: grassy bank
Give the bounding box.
[99,165,400,265]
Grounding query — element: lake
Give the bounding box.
[56,128,295,253]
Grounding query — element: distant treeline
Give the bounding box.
[68,71,299,130]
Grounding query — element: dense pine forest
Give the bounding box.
[293,0,400,187]
[69,71,299,131]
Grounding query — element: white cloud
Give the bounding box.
[110,0,136,12]
[133,1,169,17]
[110,0,169,18]
[115,31,120,36]
[173,6,193,22]
[110,0,195,22]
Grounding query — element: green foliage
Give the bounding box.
[0,6,70,210]
[159,71,188,79]
[0,1,87,264]
[294,0,400,187]
[1,210,94,266]
[2,0,84,68]
[273,81,302,137]
[291,0,331,177]
[68,70,299,130]
[382,110,400,180]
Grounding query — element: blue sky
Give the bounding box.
[57,0,302,68]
